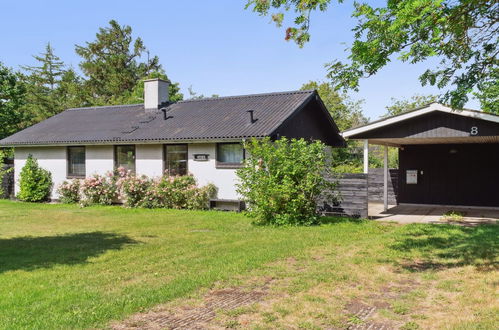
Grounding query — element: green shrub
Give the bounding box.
[333,163,363,174]
[185,182,218,210]
[17,155,52,202]
[57,180,81,203]
[236,137,337,226]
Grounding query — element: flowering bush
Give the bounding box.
[80,174,117,205]
[157,175,196,209]
[139,180,164,208]
[119,175,152,208]
[57,179,81,203]
[56,167,218,210]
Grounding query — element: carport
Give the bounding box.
[342,103,499,212]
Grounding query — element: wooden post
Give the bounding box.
[383,145,388,212]
[363,139,369,174]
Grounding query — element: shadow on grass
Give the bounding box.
[0,232,136,273]
[317,216,369,225]
[390,224,498,272]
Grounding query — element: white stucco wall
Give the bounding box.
[14,147,66,198]
[86,145,114,177]
[13,142,240,201]
[136,144,163,177]
[188,143,240,200]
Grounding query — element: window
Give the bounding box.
[216,143,244,168]
[164,144,188,176]
[115,145,136,173]
[67,146,86,178]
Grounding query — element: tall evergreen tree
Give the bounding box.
[75,20,163,105]
[21,43,70,122]
[22,43,65,90]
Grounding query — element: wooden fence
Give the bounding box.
[368,168,399,204]
[318,173,368,218]
[1,164,14,199]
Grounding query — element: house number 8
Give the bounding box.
[470,126,478,135]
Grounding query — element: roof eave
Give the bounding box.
[342,103,499,139]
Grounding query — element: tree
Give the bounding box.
[300,81,367,131]
[187,85,219,100]
[75,20,163,105]
[0,62,27,139]
[22,43,65,91]
[21,43,70,122]
[384,94,438,117]
[246,0,498,112]
[54,68,90,110]
[474,67,498,114]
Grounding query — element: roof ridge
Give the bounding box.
[175,89,314,104]
[67,103,143,111]
[63,90,315,111]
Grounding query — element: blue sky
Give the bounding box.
[0,0,479,120]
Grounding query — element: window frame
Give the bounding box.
[114,145,136,174]
[66,146,86,179]
[215,142,245,169]
[163,144,189,176]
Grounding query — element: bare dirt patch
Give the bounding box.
[111,288,266,329]
[344,279,422,329]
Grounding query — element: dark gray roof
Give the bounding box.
[1,90,339,146]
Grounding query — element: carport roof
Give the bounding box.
[342,103,499,146]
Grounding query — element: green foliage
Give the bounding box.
[332,163,363,174]
[56,180,81,204]
[75,20,163,105]
[17,155,52,202]
[300,81,367,131]
[247,0,498,112]
[300,81,368,172]
[236,137,337,226]
[20,43,87,124]
[0,62,27,139]
[385,94,438,117]
[474,67,498,114]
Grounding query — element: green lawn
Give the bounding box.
[0,200,497,329]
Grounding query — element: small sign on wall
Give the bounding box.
[406,170,418,184]
[194,154,209,161]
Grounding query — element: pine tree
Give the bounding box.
[75,20,163,105]
[22,43,65,90]
[21,43,67,122]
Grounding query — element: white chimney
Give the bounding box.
[144,78,169,109]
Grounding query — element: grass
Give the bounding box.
[0,200,497,329]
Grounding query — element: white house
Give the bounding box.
[0,79,344,202]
